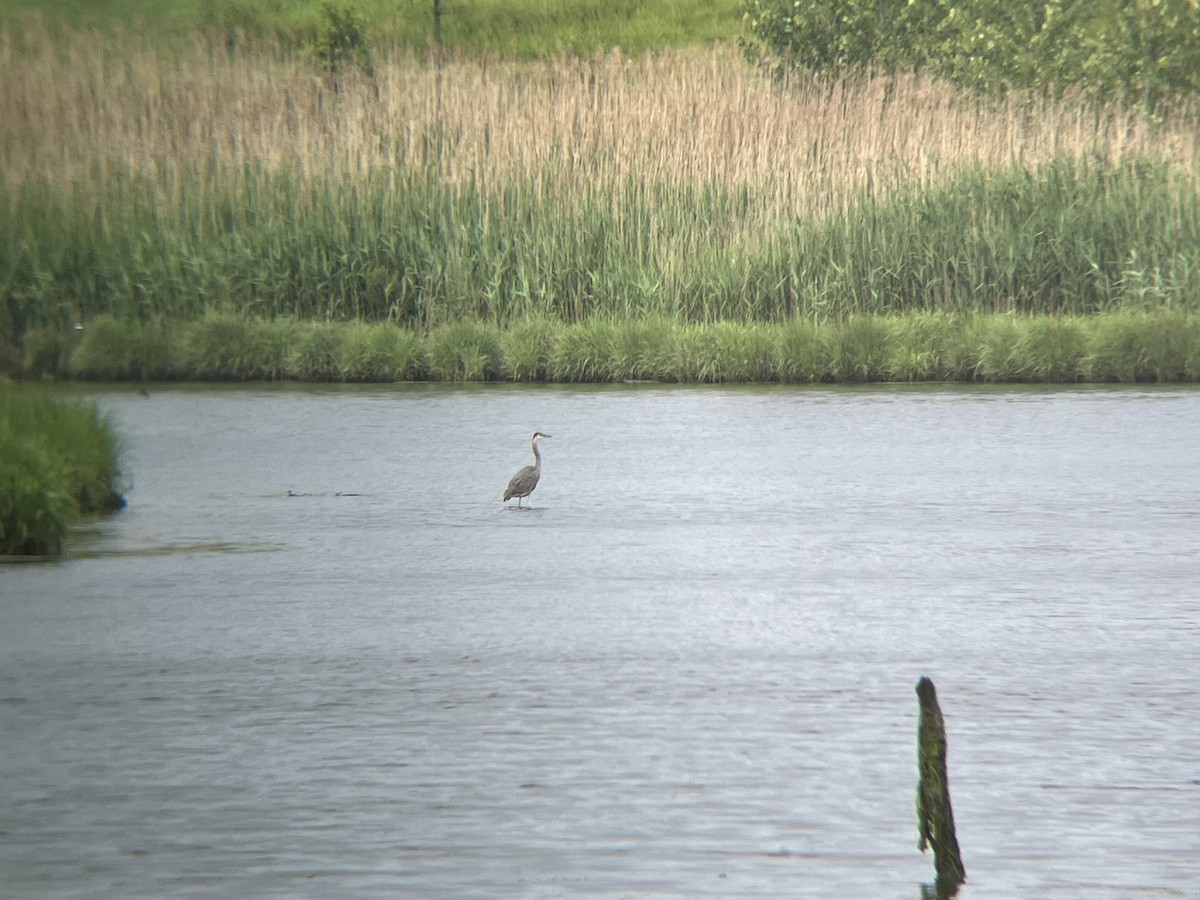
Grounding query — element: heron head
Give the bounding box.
[532,432,552,442]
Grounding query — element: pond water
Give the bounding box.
[2,384,1198,898]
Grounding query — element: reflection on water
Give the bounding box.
[2,384,1198,898]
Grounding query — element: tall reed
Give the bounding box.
[6,24,1194,200]
[7,155,1199,330]
[3,25,1199,338]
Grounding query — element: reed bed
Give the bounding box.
[5,24,1195,206]
[44,311,1200,384]
[4,154,1198,331]
[3,23,1199,352]
[0,382,125,555]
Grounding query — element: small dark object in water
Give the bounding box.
[916,676,966,897]
[503,432,551,507]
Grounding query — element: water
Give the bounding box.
[2,384,1198,898]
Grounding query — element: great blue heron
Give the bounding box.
[503,432,551,507]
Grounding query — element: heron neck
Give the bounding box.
[531,440,542,470]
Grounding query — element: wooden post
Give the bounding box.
[916,676,966,894]
[432,0,445,151]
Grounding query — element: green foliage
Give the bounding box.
[340,321,424,381]
[427,320,502,381]
[429,0,744,56]
[742,0,1200,104]
[886,313,960,382]
[1085,309,1200,382]
[775,319,826,383]
[6,157,1197,332]
[775,157,1200,318]
[311,2,372,75]
[549,318,619,382]
[709,321,777,382]
[668,321,776,382]
[20,327,74,376]
[0,384,125,555]
[740,0,929,75]
[611,318,678,381]
[16,310,1200,384]
[501,317,562,382]
[1014,315,1087,381]
[1031,0,1200,104]
[2,0,745,57]
[287,322,347,380]
[827,316,891,382]
[971,315,1023,381]
[0,430,72,555]
[181,314,296,380]
[69,315,176,381]
[69,316,136,381]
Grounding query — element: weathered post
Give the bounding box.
[433,0,444,50]
[916,676,966,895]
[433,0,445,108]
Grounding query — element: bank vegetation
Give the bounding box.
[3,19,1199,383]
[0,383,125,556]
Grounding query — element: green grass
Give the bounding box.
[427,320,502,381]
[500,317,562,382]
[340,321,424,381]
[178,314,296,380]
[0,0,744,56]
[17,310,1200,385]
[0,383,125,556]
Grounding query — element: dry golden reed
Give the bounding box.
[3,18,1197,232]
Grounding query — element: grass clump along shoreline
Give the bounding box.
[50,310,1200,385]
[3,21,1200,384]
[0,383,125,556]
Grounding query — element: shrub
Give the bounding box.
[742,0,1200,104]
[312,2,372,76]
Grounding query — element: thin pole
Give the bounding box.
[433,0,444,121]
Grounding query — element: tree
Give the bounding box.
[741,0,1200,105]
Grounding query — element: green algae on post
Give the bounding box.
[916,676,966,896]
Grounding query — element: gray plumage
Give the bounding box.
[503,432,551,507]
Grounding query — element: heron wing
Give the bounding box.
[503,465,539,500]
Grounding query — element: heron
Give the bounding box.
[502,432,551,507]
